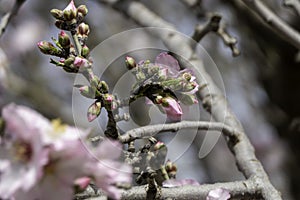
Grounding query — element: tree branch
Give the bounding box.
[87,180,262,199]
[96,1,282,199]
[0,0,26,38]
[119,121,239,143]
[240,0,300,49]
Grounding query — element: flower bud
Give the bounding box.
[37,41,62,56]
[87,101,102,122]
[78,23,90,36]
[55,20,65,30]
[125,56,136,70]
[165,160,177,178]
[81,45,90,57]
[182,72,192,81]
[64,56,75,66]
[50,9,64,20]
[74,57,90,68]
[154,141,166,151]
[63,0,77,21]
[98,81,109,93]
[78,85,95,99]
[58,31,71,49]
[77,5,88,16]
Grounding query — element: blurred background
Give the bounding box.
[0,0,299,199]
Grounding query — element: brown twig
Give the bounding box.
[119,121,239,143]
[192,13,240,56]
[240,0,300,49]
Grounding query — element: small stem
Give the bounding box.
[71,32,82,56]
[104,110,119,139]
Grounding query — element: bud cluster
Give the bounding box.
[126,53,199,121]
[37,1,117,126]
[38,0,91,73]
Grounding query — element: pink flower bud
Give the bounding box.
[37,41,61,56]
[74,57,90,68]
[125,56,136,70]
[161,97,182,121]
[87,101,102,122]
[58,31,71,48]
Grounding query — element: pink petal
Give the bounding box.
[207,188,231,200]
[155,52,180,72]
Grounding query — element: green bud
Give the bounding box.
[125,56,136,70]
[78,85,95,99]
[63,9,77,21]
[98,81,109,93]
[58,31,71,49]
[182,72,192,81]
[81,45,90,57]
[64,56,75,66]
[154,141,166,151]
[37,41,62,56]
[78,23,90,36]
[50,9,64,20]
[87,101,102,122]
[77,5,88,16]
[55,20,65,30]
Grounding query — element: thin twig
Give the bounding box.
[119,121,239,143]
[192,13,240,56]
[240,0,300,49]
[283,0,300,16]
[0,0,26,38]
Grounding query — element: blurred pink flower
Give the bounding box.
[85,139,132,200]
[206,188,231,200]
[16,140,90,200]
[0,104,49,198]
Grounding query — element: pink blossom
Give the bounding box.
[85,139,132,200]
[155,52,180,76]
[14,140,90,200]
[0,104,49,198]
[206,188,231,200]
[74,57,90,68]
[163,178,200,188]
[162,97,183,121]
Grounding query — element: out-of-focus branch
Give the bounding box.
[97,1,282,199]
[192,14,221,42]
[119,121,239,143]
[179,0,204,17]
[240,0,300,49]
[0,48,73,124]
[192,13,240,56]
[0,0,26,38]
[283,0,300,16]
